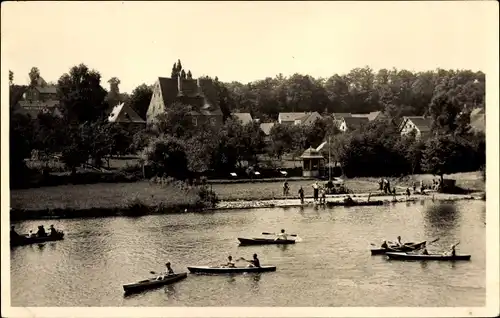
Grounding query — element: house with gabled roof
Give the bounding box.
[108,103,146,128]
[146,76,223,127]
[231,112,253,125]
[398,116,432,140]
[259,122,275,143]
[278,112,322,125]
[13,77,61,118]
[337,116,370,132]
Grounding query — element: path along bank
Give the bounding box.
[10,190,484,221]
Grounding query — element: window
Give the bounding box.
[192,117,198,126]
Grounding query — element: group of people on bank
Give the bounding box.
[283,181,327,204]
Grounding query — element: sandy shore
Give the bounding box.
[215,191,484,210]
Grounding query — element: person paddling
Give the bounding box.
[49,225,58,237]
[275,229,288,241]
[157,262,175,280]
[241,254,261,268]
[396,236,403,247]
[222,256,236,268]
[37,225,47,237]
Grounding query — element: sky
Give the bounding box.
[2,1,498,93]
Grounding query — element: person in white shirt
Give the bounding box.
[275,229,288,241]
[28,230,34,238]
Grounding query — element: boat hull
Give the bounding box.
[187,265,277,274]
[386,252,471,261]
[123,272,188,293]
[11,232,65,247]
[238,238,295,246]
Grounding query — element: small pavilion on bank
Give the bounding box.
[300,147,325,177]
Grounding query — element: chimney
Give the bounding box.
[177,76,183,94]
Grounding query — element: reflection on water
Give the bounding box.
[10,200,485,307]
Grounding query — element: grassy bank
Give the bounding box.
[10,171,484,217]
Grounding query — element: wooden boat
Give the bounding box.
[187,265,277,274]
[326,200,384,207]
[11,231,65,247]
[123,272,187,293]
[370,241,427,255]
[386,252,471,261]
[238,238,295,246]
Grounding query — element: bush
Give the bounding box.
[196,185,219,208]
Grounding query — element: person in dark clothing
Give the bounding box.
[49,225,58,236]
[283,181,289,196]
[37,225,47,237]
[406,188,411,198]
[312,182,319,202]
[298,187,305,204]
[248,253,261,268]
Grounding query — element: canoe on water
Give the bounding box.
[187,265,277,274]
[123,272,188,293]
[386,252,471,261]
[11,231,65,247]
[238,238,295,246]
[370,241,426,255]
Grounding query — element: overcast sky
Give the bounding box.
[2,1,498,93]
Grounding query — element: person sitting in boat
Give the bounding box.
[247,254,261,268]
[222,256,236,268]
[421,247,429,255]
[10,226,20,240]
[275,229,288,241]
[36,225,47,237]
[381,240,389,249]
[49,225,58,236]
[28,230,34,238]
[157,262,175,280]
[447,244,457,257]
[344,195,354,204]
[395,236,403,247]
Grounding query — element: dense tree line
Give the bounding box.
[9,62,486,186]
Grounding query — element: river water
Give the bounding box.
[10,200,485,307]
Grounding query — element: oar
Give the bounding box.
[262,232,298,237]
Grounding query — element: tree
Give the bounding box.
[428,90,461,134]
[187,70,193,80]
[127,83,153,120]
[107,77,122,108]
[29,67,41,86]
[10,113,34,183]
[180,69,187,80]
[60,124,89,176]
[171,63,179,79]
[154,102,195,139]
[32,112,67,166]
[57,63,108,123]
[142,135,189,180]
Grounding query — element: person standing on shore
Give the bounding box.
[312,182,319,202]
[283,181,290,197]
[298,187,305,204]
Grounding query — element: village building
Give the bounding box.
[336,116,370,132]
[231,112,253,125]
[259,122,275,143]
[108,103,146,128]
[146,76,222,126]
[13,77,62,118]
[398,116,432,140]
[300,147,325,177]
[277,112,322,125]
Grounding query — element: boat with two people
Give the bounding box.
[123,262,187,294]
[370,236,437,255]
[386,241,471,261]
[11,225,65,247]
[188,253,277,274]
[238,230,298,246]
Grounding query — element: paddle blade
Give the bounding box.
[150,271,156,275]
[430,237,440,244]
[262,232,274,235]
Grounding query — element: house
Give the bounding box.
[469,107,485,133]
[13,77,61,118]
[231,112,253,125]
[278,112,322,125]
[398,116,432,140]
[332,113,352,121]
[108,103,146,128]
[259,122,275,143]
[146,76,223,127]
[337,117,370,132]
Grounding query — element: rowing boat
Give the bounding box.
[187,265,277,274]
[11,231,65,247]
[123,273,187,293]
[238,238,295,246]
[370,241,426,255]
[386,252,471,261]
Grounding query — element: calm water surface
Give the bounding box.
[10,200,485,307]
